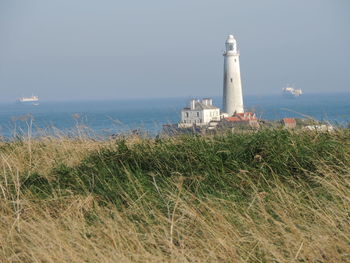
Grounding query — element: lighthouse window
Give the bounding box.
[230,78,233,83]
[229,44,234,51]
[185,112,189,118]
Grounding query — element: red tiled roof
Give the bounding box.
[225,112,257,122]
[225,117,241,122]
[283,118,296,124]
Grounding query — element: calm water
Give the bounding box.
[0,93,349,138]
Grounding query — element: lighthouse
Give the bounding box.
[223,35,244,115]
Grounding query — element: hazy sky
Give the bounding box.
[0,0,349,102]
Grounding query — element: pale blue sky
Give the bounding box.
[0,0,349,102]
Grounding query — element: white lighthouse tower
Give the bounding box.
[223,35,244,115]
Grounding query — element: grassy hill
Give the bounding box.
[0,129,349,262]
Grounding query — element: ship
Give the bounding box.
[17,95,39,105]
[282,86,302,98]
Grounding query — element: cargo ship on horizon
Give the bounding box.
[17,95,39,105]
[282,86,302,98]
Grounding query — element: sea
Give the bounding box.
[0,92,349,139]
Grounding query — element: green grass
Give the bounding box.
[2,129,350,262]
[23,129,349,202]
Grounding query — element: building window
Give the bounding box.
[197,112,199,117]
[185,112,189,118]
[230,78,233,83]
[235,59,237,62]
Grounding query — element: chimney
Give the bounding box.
[202,98,212,106]
[190,99,196,110]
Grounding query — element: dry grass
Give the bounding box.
[0,130,349,262]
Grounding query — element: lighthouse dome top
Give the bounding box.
[225,35,236,43]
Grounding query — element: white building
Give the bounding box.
[303,124,334,132]
[179,98,220,128]
[223,35,244,116]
